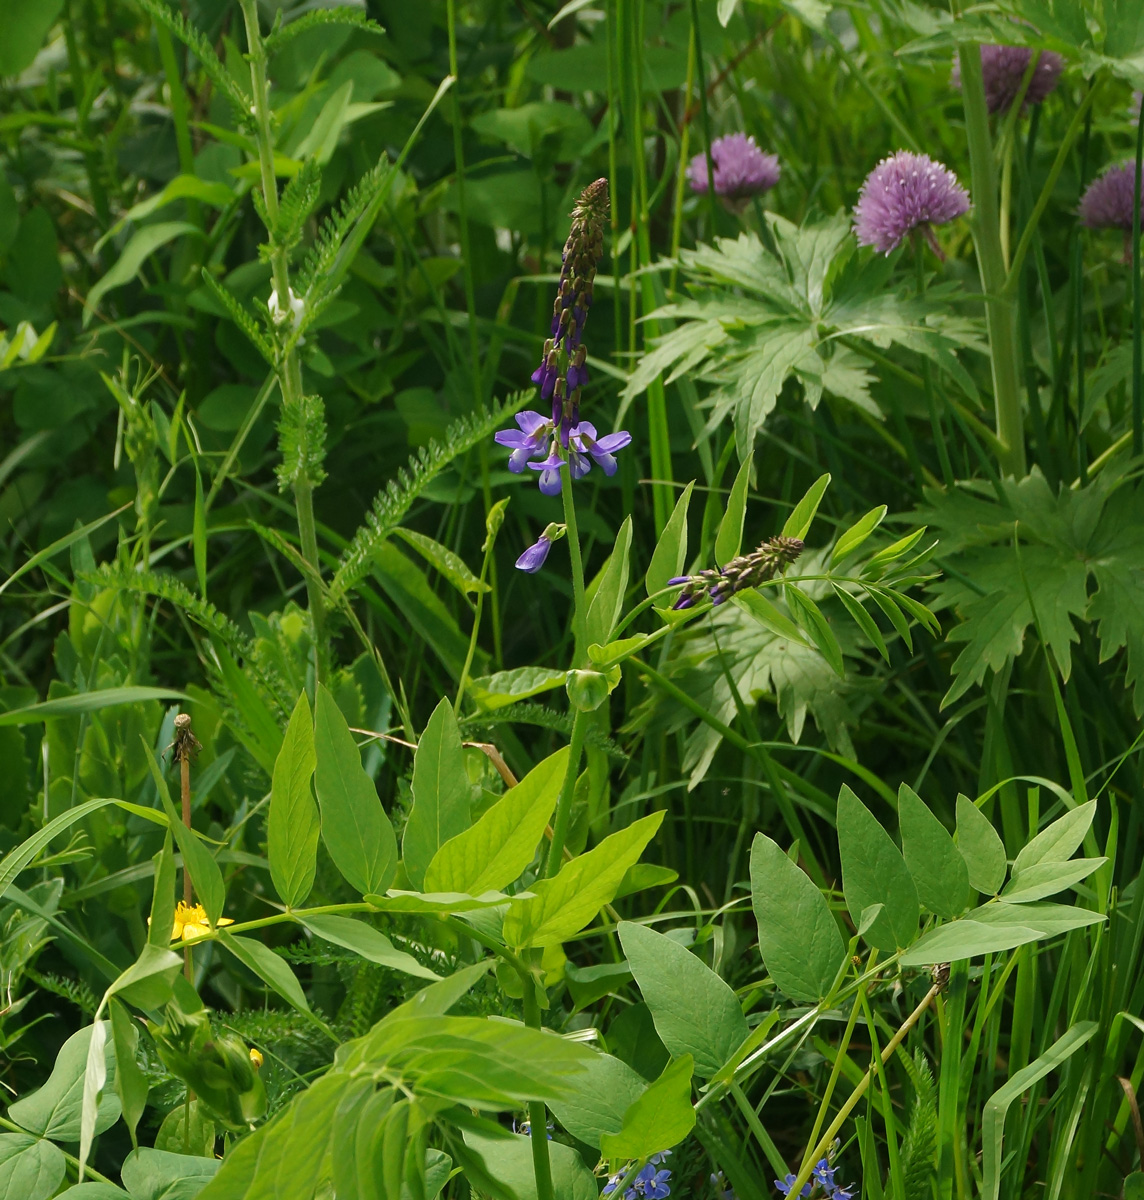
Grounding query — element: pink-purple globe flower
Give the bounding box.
[853,151,971,257]
[1079,161,1144,233]
[951,45,1063,115]
[688,134,780,212]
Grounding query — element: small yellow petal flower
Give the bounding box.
[170,901,232,942]
[249,1048,263,1070]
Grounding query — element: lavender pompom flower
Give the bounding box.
[853,151,970,257]
[951,45,1063,115]
[689,133,781,213]
[1079,161,1144,244]
[669,536,804,610]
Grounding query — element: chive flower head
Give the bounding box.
[853,150,970,256]
[951,45,1063,115]
[688,133,781,211]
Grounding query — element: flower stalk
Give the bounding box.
[956,40,1026,477]
[238,0,327,674]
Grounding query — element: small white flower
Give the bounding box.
[268,287,306,329]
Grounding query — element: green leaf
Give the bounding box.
[1012,800,1097,875]
[364,891,516,913]
[503,812,664,948]
[618,922,748,1078]
[0,1135,67,1200]
[301,913,438,980]
[218,931,311,1016]
[403,698,471,891]
[8,1024,120,1141]
[109,1000,148,1149]
[84,222,200,326]
[547,1052,646,1149]
[585,517,634,650]
[425,747,568,893]
[154,1099,215,1158]
[955,794,1007,895]
[967,900,1105,937]
[831,585,889,663]
[1001,857,1106,903]
[147,835,177,949]
[786,585,845,677]
[898,785,970,919]
[731,590,810,646]
[55,1186,131,1199]
[468,666,568,710]
[314,683,397,896]
[143,743,226,926]
[750,833,845,1002]
[0,687,186,726]
[106,943,183,1011]
[0,0,65,75]
[980,1023,1097,1200]
[268,691,320,909]
[899,918,1043,967]
[715,456,753,568]
[831,506,887,564]
[0,797,120,905]
[461,1133,598,1200]
[122,1146,220,1200]
[1125,1173,1144,1200]
[647,481,694,597]
[396,529,490,596]
[599,1055,696,1161]
[781,473,830,541]
[837,785,919,953]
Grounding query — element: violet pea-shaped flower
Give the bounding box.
[571,421,632,476]
[515,535,552,573]
[528,442,567,496]
[494,410,552,473]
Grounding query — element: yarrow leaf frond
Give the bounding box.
[135,0,252,123]
[263,8,384,57]
[330,394,530,602]
[199,269,276,366]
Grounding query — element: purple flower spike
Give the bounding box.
[571,421,631,477]
[1079,161,1144,233]
[528,443,567,496]
[689,133,781,211]
[951,45,1063,115]
[515,535,552,573]
[494,410,553,472]
[853,150,970,256]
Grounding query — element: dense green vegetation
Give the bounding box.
[0,2,1142,1199]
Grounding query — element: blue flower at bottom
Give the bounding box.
[775,1176,812,1198]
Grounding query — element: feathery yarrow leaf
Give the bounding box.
[264,7,384,56]
[900,1050,938,1200]
[135,0,252,122]
[277,395,328,492]
[331,394,530,602]
[200,269,276,365]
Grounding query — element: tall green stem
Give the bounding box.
[560,467,588,665]
[1132,90,1144,456]
[955,40,1026,477]
[521,965,555,1200]
[543,709,588,878]
[239,0,326,673]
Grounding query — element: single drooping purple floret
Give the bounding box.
[669,536,803,610]
[515,534,552,573]
[688,134,781,212]
[1079,161,1144,232]
[853,151,970,256]
[951,45,1063,115]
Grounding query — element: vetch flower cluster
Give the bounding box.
[853,151,970,257]
[604,1152,672,1200]
[530,177,610,442]
[775,1158,857,1199]
[496,410,632,498]
[951,45,1063,115]
[669,536,804,610]
[688,133,781,212]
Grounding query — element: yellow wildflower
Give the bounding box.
[249,1048,263,1070]
[171,901,233,942]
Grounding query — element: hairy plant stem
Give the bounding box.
[955,40,1026,477]
[560,465,588,664]
[543,708,588,878]
[238,0,326,675]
